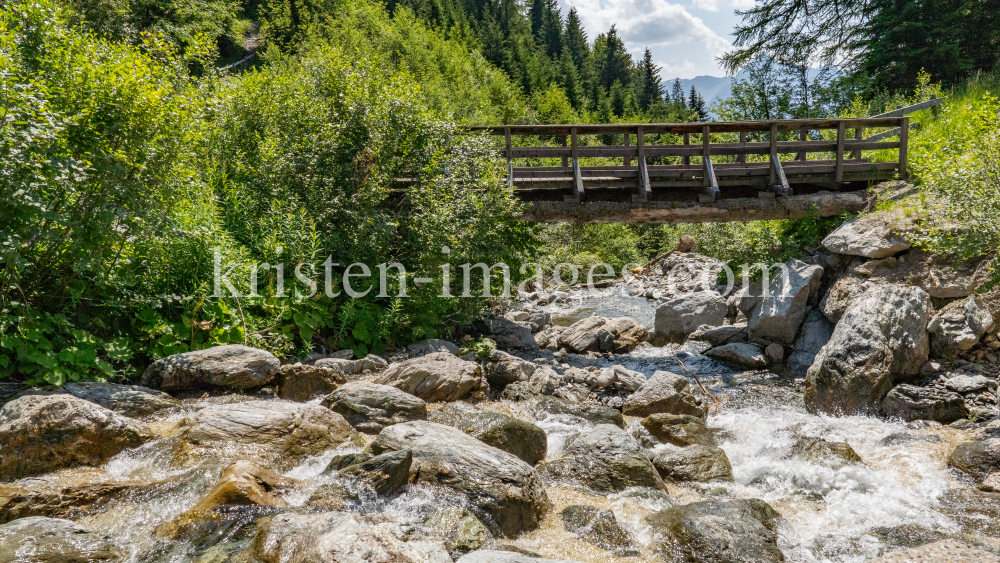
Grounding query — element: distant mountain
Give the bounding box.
[669,74,746,106]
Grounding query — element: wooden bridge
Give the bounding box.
[463,101,938,223]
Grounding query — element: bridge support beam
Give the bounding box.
[519,190,871,224]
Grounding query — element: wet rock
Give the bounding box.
[141,344,280,391]
[369,421,550,537]
[745,259,824,346]
[0,395,152,481]
[321,381,427,434]
[946,375,992,394]
[788,310,835,378]
[42,382,178,417]
[822,218,911,259]
[820,276,868,322]
[651,444,734,482]
[641,413,717,447]
[764,342,784,363]
[804,284,931,416]
[979,472,1000,493]
[880,384,969,424]
[274,364,345,402]
[534,326,567,351]
[243,511,452,563]
[705,342,768,369]
[589,365,646,391]
[622,371,708,419]
[788,437,864,469]
[948,438,1000,483]
[647,498,785,563]
[407,338,461,357]
[0,516,122,562]
[557,317,648,354]
[539,424,665,493]
[694,324,746,346]
[866,539,1000,562]
[429,403,547,466]
[879,432,943,447]
[419,506,489,557]
[482,350,536,391]
[156,460,296,541]
[528,396,624,427]
[652,292,728,344]
[929,297,995,359]
[314,355,389,375]
[457,551,586,563]
[0,480,141,525]
[377,352,483,402]
[179,400,352,470]
[561,505,638,556]
[340,450,412,496]
[472,317,538,351]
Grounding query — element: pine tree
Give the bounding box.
[638,48,663,111]
[564,8,589,72]
[541,0,563,57]
[597,26,632,93]
[529,0,545,40]
[671,78,685,106]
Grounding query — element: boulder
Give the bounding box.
[420,506,489,557]
[534,326,567,351]
[179,400,352,470]
[695,324,746,346]
[866,539,1000,563]
[804,284,931,416]
[274,364,345,402]
[314,355,389,375]
[979,472,1000,493]
[560,505,638,556]
[0,395,152,481]
[527,396,624,428]
[482,350,537,391]
[866,248,992,299]
[589,365,646,392]
[787,437,863,469]
[156,460,296,541]
[928,297,994,359]
[472,317,538,351]
[948,438,1000,483]
[0,517,122,562]
[945,375,992,394]
[652,292,728,344]
[651,445,734,482]
[787,310,835,378]
[340,450,412,496]
[647,498,785,563]
[822,218,911,259]
[407,338,461,357]
[704,342,768,369]
[43,382,178,417]
[140,344,279,391]
[641,413,717,447]
[457,552,585,563]
[321,381,427,434]
[377,353,483,402]
[819,276,868,322]
[429,403,547,465]
[538,424,665,493]
[369,421,550,537]
[557,317,648,354]
[880,384,969,423]
[622,371,708,419]
[746,259,824,346]
[243,511,452,563]
[0,480,139,525]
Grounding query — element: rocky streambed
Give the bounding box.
[2,215,1000,563]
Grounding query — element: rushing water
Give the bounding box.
[15,291,997,562]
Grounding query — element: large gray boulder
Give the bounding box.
[647,498,785,563]
[274,364,345,402]
[787,310,835,378]
[651,445,734,483]
[560,505,638,556]
[622,371,707,419]
[822,218,911,259]
[321,381,427,434]
[482,350,537,391]
[641,413,717,447]
[429,403,547,465]
[787,437,864,469]
[377,353,483,402]
[18,382,179,418]
[820,276,868,322]
[141,344,280,391]
[407,338,460,357]
[804,284,931,416]
[948,438,1000,483]
[242,511,452,563]
[472,317,538,351]
[744,259,824,345]
[880,384,969,424]
[527,396,624,428]
[704,342,768,369]
[557,317,648,354]
[0,517,122,562]
[928,297,994,359]
[653,292,728,344]
[314,355,388,375]
[0,395,152,481]
[538,424,665,493]
[179,400,352,471]
[369,421,550,537]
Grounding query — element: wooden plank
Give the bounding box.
[637,126,649,202]
[863,127,900,142]
[561,135,568,167]
[768,123,778,186]
[683,132,690,166]
[738,132,747,164]
[770,149,791,196]
[569,127,584,203]
[854,126,863,161]
[623,132,631,166]
[798,129,807,161]
[872,96,942,118]
[835,121,846,183]
[469,117,905,136]
[899,117,909,177]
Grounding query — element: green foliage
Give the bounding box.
[460,337,495,357]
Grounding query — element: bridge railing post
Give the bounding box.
[505,126,513,188]
[699,124,719,203]
[835,120,846,183]
[636,125,649,203]
[683,132,690,166]
[899,117,909,178]
[567,126,584,203]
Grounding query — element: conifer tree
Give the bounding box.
[638,48,663,111]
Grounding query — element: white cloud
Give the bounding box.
[657,59,700,79]
[689,0,755,12]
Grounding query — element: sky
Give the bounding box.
[555,0,754,79]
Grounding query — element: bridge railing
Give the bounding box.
[469,117,909,203]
